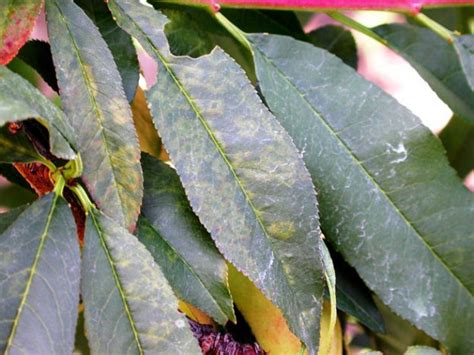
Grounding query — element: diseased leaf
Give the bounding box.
[82,209,200,354]
[308,25,358,69]
[75,0,140,102]
[16,40,59,91]
[0,194,80,354]
[439,115,474,178]
[0,66,76,160]
[405,345,442,355]
[0,0,43,65]
[46,0,143,230]
[109,1,324,352]
[0,125,43,163]
[454,34,474,92]
[0,206,27,233]
[137,154,235,325]
[131,88,162,158]
[251,34,474,354]
[374,24,474,124]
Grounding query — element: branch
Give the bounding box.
[158,0,474,13]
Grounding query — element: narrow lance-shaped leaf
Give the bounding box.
[251,34,474,354]
[0,66,76,160]
[374,24,474,124]
[454,34,474,92]
[46,0,142,230]
[75,0,140,102]
[137,154,235,325]
[82,209,200,354]
[0,0,43,65]
[0,194,80,354]
[439,115,474,178]
[109,1,324,352]
[0,125,43,163]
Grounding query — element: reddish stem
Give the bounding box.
[160,0,473,13]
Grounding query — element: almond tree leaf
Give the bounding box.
[0,0,43,65]
[0,194,80,354]
[251,33,474,354]
[0,205,27,233]
[75,0,140,102]
[82,209,200,354]
[439,115,474,178]
[0,125,43,163]
[0,66,76,160]
[137,154,235,325]
[308,25,358,69]
[374,24,474,124]
[46,0,143,230]
[454,34,474,92]
[109,1,324,353]
[16,40,59,92]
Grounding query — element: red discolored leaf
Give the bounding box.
[0,0,43,65]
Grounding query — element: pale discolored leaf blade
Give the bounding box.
[0,0,43,65]
[251,33,474,354]
[109,1,324,352]
[374,24,474,124]
[0,66,76,160]
[46,0,142,230]
[454,34,474,92]
[0,194,80,354]
[137,154,235,325]
[82,209,200,354]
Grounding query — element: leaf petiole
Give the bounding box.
[412,12,456,43]
[70,184,95,214]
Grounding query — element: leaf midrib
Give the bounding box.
[254,44,473,297]
[51,1,127,223]
[91,211,144,355]
[114,4,299,303]
[5,194,58,352]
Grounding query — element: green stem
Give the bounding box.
[53,173,66,196]
[413,12,455,43]
[214,12,253,53]
[70,184,94,213]
[327,12,388,46]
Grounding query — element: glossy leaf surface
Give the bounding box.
[0,194,80,354]
[109,1,324,352]
[137,154,235,325]
[454,34,474,91]
[0,0,43,65]
[0,66,75,160]
[251,33,474,354]
[82,209,200,354]
[374,24,474,124]
[0,125,42,163]
[46,0,143,230]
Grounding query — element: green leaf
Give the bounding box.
[0,194,80,354]
[439,115,474,178]
[0,205,27,233]
[82,209,200,354]
[329,248,385,333]
[109,1,324,353]
[0,66,76,160]
[251,33,474,354]
[308,25,358,69]
[16,40,59,92]
[374,24,474,124]
[0,0,43,65]
[220,9,306,39]
[454,34,474,92]
[0,163,32,190]
[0,182,36,209]
[75,0,140,102]
[162,7,216,57]
[137,154,235,325]
[46,0,143,230]
[0,125,43,163]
